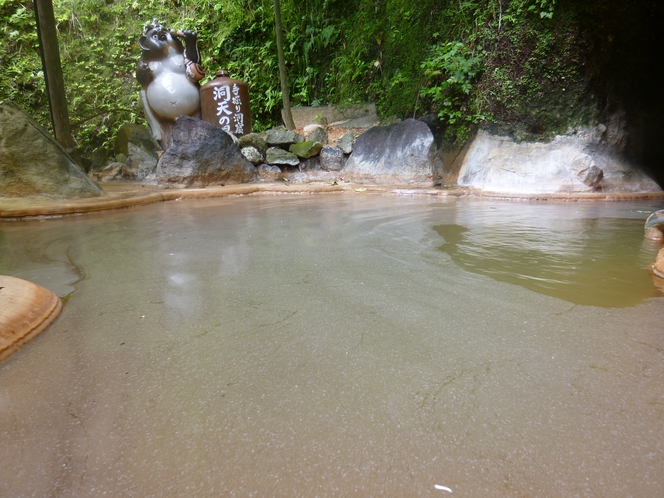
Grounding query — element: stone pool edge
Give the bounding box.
[1,182,664,219]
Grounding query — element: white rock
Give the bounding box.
[457,130,660,194]
[303,124,323,134]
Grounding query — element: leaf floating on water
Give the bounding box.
[434,485,452,493]
[353,187,367,192]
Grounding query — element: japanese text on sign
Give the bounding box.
[213,83,244,134]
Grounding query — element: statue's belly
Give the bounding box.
[146,73,200,120]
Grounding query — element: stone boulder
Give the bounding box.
[337,131,356,154]
[114,123,161,180]
[266,147,300,166]
[319,146,345,171]
[238,133,268,155]
[457,129,661,194]
[645,210,664,241]
[290,104,377,129]
[265,128,305,148]
[115,123,160,158]
[307,126,328,145]
[241,146,264,165]
[298,156,321,172]
[343,119,435,182]
[290,141,323,159]
[91,162,135,183]
[257,164,282,181]
[156,116,256,186]
[0,101,104,199]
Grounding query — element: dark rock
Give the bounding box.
[257,164,282,181]
[113,124,161,180]
[77,154,92,173]
[265,128,305,148]
[127,142,158,179]
[266,147,300,166]
[115,123,161,158]
[290,141,323,159]
[0,101,105,199]
[89,147,109,172]
[337,132,356,154]
[320,146,346,171]
[91,162,135,183]
[573,161,604,188]
[308,127,328,145]
[645,210,664,241]
[156,116,256,186]
[418,114,447,145]
[237,133,268,155]
[299,156,321,171]
[241,146,264,165]
[344,119,435,181]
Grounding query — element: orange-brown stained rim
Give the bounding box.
[0,276,62,362]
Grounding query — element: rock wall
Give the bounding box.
[457,129,661,194]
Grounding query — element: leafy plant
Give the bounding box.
[420,41,484,122]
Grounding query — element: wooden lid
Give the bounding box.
[0,275,62,362]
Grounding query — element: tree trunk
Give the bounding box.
[33,0,75,149]
[273,0,295,130]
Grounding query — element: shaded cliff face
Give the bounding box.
[423,0,663,187]
[575,0,664,187]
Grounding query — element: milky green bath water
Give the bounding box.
[1,195,663,497]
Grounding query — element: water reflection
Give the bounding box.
[434,212,663,308]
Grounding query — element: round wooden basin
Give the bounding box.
[0,275,62,362]
[654,247,664,279]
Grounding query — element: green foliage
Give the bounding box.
[0,0,613,155]
[0,0,49,128]
[420,40,485,142]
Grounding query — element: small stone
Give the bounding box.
[308,127,328,145]
[127,142,158,179]
[266,147,300,166]
[570,155,603,188]
[116,153,128,163]
[257,164,282,181]
[265,128,305,148]
[337,132,356,154]
[576,165,603,188]
[241,146,264,165]
[319,146,346,171]
[237,133,268,155]
[92,162,135,182]
[303,124,323,134]
[299,156,320,171]
[289,141,323,159]
[114,123,161,158]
